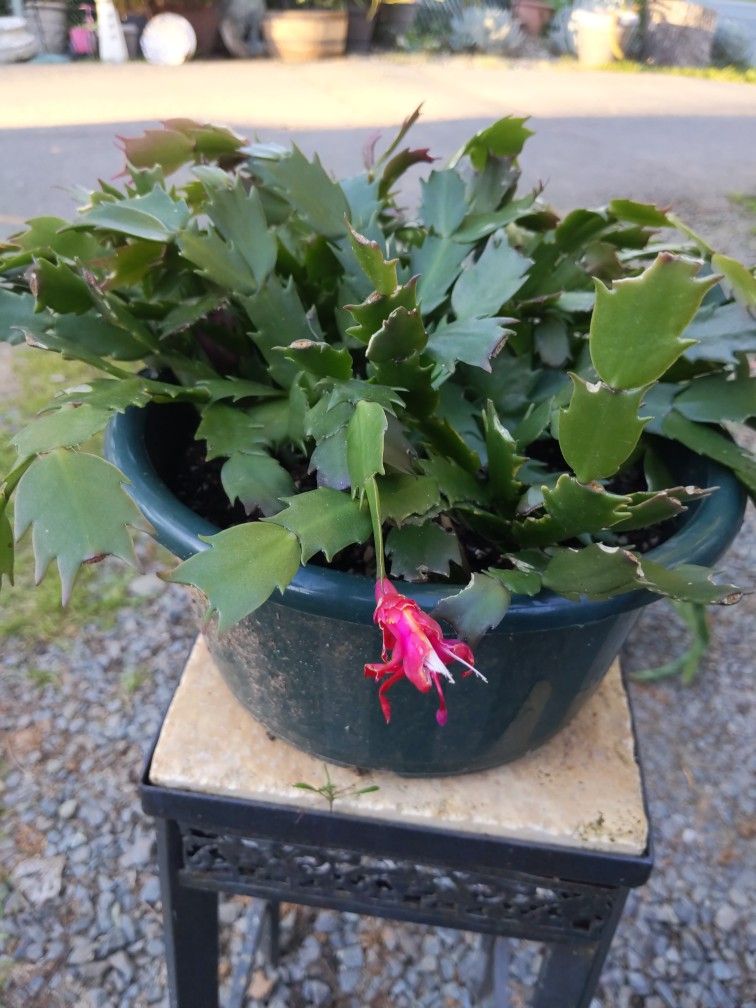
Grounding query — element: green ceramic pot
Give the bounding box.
[105,404,746,776]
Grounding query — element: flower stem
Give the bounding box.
[364,476,386,581]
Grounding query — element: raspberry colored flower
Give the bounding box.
[365,578,486,727]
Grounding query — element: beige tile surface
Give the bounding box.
[151,637,648,855]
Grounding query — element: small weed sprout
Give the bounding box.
[294,764,380,812]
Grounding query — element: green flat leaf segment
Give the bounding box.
[0,288,45,345]
[608,199,672,229]
[12,405,114,464]
[426,317,510,376]
[205,183,277,286]
[179,228,257,294]
[420,455,481,505]
[0,510,13,588]
[168,522,301,633]
[420,170,466,237]
[590,255,717,389]
[662,410,756,496]
[711,253,756,310]
[280,339,353,380]
[196,404,266,459]
[194,377,281,403]
[610,486,706,533]
[266,146,350,239]
[345,279,418,346]
[377,474,441,524]
[483,401,524,512]
[347,225,398,295]
[638,559,741,605]
[346,400,386,496]
[220,451,294,516]
[674,375,756,424]
[240,275,312,387]
[486,566,542,597]
[559,375,648,483]
[683,302,756,364]
[120,127,194,174]
[31,259,93,315]
[433,572,511,645]
[514,475,632,547]
[366,307,427,364]
[451,235,531,320]
[543,544,640,600]
[411,237,468,313]
[14,451,143,605]
[81,186,190,241]
[386,522,461,580]
[454,116,533,171]
[266,488,371,562]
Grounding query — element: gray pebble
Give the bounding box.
[337,944,364,970]
[714,905,739,932]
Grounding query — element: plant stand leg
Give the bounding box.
[532,890,628,1008]
[265,900,280,966]
[156,818,219,1008]
[479,935,511,1008]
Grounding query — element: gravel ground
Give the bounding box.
[0,502,753,1008]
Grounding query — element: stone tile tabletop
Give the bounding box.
[150,637,648,855]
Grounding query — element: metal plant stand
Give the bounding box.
[141,639,653,1008]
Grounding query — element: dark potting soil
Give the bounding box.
[149,403,677,579]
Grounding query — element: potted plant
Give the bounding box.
[23,0,70,53]
[346,0,379,51]
[0,113,753,776]
[374,0,416,44]
[263,0,348,60]
[512,0,554,35]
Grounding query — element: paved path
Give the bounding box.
[0,57,754,255]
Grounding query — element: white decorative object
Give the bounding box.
[0,15,38,62]
[95,0,128,62]
[140,12,196,65]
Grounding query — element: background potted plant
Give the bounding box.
[263,0,348,60]
[23,0,72,53]
[346,0,379,51]
[374,0,416,44]
[0,113,753,775]
[512,0,555,35]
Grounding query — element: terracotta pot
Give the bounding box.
[262,9,348,61]
[162,4,220,56]
[513,0,553,36]
[346,2,374,52]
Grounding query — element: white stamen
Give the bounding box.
[426,649,456,684]
[442,647,488,683]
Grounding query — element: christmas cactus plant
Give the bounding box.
[1,111,754,719]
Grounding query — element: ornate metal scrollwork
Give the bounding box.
[179,827,619,942]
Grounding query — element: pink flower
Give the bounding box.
[364,578,486,727]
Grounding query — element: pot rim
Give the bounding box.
[263,9,348,20]
[105,404,746,631]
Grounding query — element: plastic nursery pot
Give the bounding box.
[262,9,348,62]
[346,2,374,52]
[105,404,746,777]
